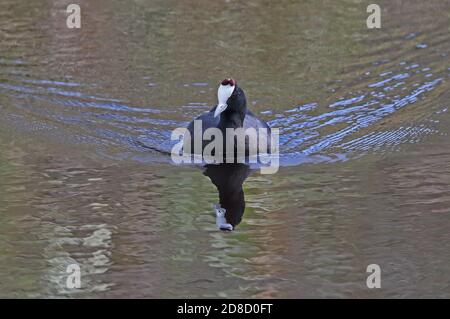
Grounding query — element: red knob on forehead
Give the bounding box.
[221,78,236,86]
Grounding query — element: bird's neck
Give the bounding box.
[219,109,246,129]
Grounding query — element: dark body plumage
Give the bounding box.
[186,84,271,158]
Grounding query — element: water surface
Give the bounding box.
[0,0,450,298]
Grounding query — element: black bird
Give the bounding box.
[186,78,271,159]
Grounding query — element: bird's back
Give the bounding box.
[185,107,271,157]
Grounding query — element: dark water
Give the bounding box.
[1,0,450,298]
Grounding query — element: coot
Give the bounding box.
[186,79,271,159]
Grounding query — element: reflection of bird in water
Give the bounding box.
[203,163,251,231]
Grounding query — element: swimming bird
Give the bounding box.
[186,78,271,159]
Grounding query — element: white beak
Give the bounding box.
[215,83,235,118]
[214,103,228,118]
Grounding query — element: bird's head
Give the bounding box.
[214,78,247,118]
